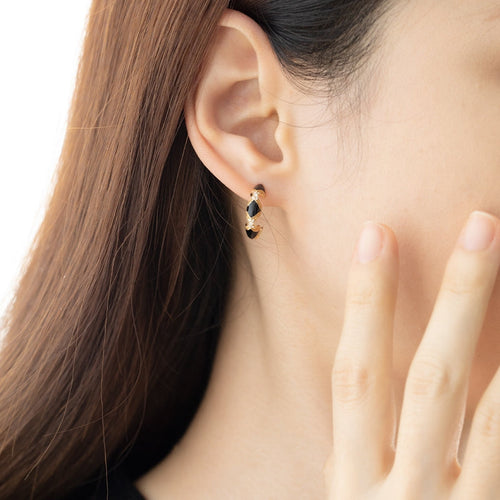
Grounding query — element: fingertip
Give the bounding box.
[354,221,398,264]
[377,223,399,259]
[356,222,385,264]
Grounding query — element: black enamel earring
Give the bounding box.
[245,184,266,239]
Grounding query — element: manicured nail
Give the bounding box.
[458,211,497,252]
[357,221,385,263]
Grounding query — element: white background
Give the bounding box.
[0,2,92,325]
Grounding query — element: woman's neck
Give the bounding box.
[135,230,500,498]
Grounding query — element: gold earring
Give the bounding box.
[245,184,265,239]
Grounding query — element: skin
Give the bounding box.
[136,2,500,498]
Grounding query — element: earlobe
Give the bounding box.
[183,8,295,206]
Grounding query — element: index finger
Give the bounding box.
[330,221,399,490]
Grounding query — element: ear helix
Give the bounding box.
[245,184,265,239]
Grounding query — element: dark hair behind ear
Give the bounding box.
[0,0,390,497]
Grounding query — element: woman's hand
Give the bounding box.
[324,211,500,499]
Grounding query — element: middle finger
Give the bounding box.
[392,211,500,484]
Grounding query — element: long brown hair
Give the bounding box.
[0,0,392,497]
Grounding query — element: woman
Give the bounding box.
[1,0,500,498]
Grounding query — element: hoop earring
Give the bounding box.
[245,184,266,239]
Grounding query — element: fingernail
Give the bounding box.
[458,211,497,252]
[357,221,385,263]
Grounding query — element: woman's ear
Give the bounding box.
[184,8,298,207]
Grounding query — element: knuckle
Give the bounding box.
[474,399,500,439]
[442,260,484,298]
[332,360,371,405]
[390,482,419,500]
[346,282,375,308]
[406,356,458,400]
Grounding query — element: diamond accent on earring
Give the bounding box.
[251,191,260,201]
[246,217,255,229]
